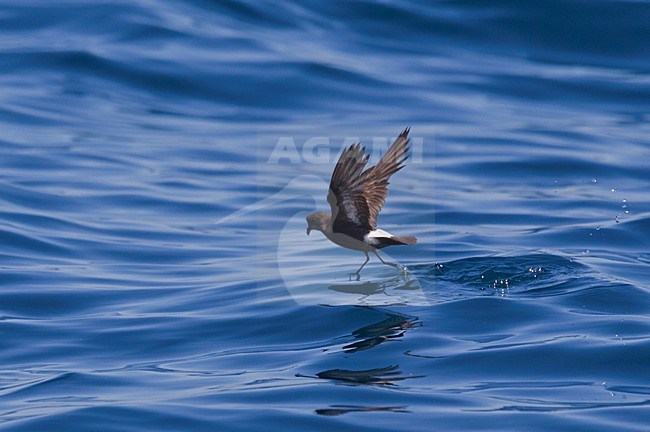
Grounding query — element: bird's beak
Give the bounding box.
[306,227,311,235]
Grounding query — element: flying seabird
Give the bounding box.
[306,127,417,278]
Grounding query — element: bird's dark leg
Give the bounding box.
[350,252,370,280]
[373,251,399,268]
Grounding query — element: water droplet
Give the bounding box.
[611,188,616,192]
[583,249,590,254]
[595,226,600,231]
[621,199,630,215]
[591,178,597,183]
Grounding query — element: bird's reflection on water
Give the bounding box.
[296,307,423,415]
[343,310,420,353]
[316,365,415,385]
[316,405,410,416]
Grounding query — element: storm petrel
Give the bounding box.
[306,127,417,278]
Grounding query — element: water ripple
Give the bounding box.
[1,0,649,430]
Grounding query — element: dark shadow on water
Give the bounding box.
[325,273,427,306]
[328,277,421,295]
[329,281,385,296]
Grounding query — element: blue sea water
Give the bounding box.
[1,0,649,430]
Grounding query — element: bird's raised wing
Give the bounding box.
[328,127,411,231]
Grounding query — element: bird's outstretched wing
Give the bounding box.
[328,127,411,231]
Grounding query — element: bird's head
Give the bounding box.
[306,210,330,235]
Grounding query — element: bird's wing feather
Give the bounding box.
[327,143,371,227]
[328,127,411,231]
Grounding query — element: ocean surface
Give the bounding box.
[1,1,649,430]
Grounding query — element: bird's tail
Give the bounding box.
[391,235,417,245]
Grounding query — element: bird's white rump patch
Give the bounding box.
[364,229,393,245]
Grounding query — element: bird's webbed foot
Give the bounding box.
[348,272,361,281]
